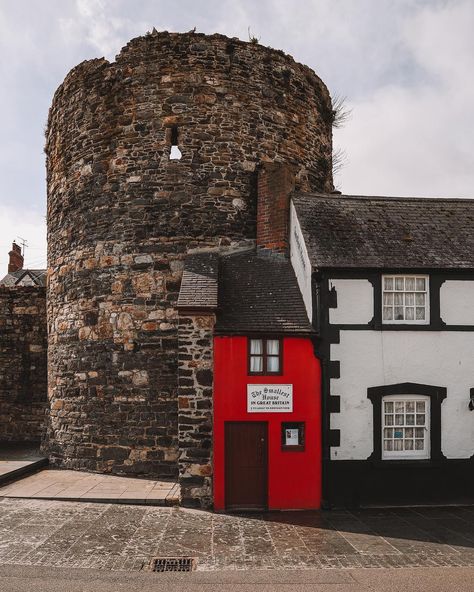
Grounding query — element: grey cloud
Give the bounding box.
[0,0,473,272]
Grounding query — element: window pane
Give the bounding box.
[405,428,414,438]
[384,428,393,438]
[383,307,393,320]
[384,440,393,451]
[405,277,415,291]
[405,439,414,450]
[250,356,262,372]
[416,414,425,425]
[406,402,415,412]
[267,356,280,373]
[384,401,394,413]
[416,307,425,320]
[394,307,404,320]
[394,440,403,451]
[415,428,424,438]
[406,414,415,425]
[384,277,393,290]
[416,401,425,412]
[416,278,426,291]
[415,293,425,306]
[405,307,415,320]
[385,414,394,426]
[383,293,394,305]
[415,439,424,450]
[395,277,404,290]
[394,293,403,305]
[395,402,404,412]
[405,293,415,306]
[266,339,279,355]
[395,414,404,425]
[250,339,262,355]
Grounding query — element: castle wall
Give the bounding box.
[45,31,333,477]
[0,286,47,442]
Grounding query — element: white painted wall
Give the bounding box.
[329,279,374,325]
[330,331,474,460]
[440,280,474,325]
[289,201,312,322]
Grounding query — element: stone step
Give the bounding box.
[0,457,49,486]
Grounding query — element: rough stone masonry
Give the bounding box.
[0,286,47,441]
[43,30,333,500]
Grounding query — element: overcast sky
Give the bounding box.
[0,0,473,273]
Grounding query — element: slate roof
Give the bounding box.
[0,269,47,287]
[293,193,474,269]
[176,252,219,310]
[215,251,313,335]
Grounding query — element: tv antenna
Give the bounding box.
[17,236,29,257]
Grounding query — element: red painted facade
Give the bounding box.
[213,335,321,510]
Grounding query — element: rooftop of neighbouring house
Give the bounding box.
[0,269,47,287]
[292,192,474,270]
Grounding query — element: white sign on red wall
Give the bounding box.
[247,384,293,413]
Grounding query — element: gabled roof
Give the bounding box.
[176,252,219,311]
[215,251,313,335]
[292,193,474,270]
[0,269,47,287]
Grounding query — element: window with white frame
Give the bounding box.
[382,275,429,323]
[382,395,430,459]
[248,338,281,374]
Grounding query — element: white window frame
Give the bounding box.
[382,274,429,325]
[382,394,430,460]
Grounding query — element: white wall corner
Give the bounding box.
[289,201,312,322]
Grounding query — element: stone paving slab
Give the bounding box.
[0,470,179,506]
[2,498,474,572]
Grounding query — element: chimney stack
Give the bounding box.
[8,242,24,273]
[257,162,296,256]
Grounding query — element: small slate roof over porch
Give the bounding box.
[176,252,219,311]
[292,193,474,270]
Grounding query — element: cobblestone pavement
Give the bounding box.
[2,498,474,571]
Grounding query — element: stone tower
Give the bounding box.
[44,31,333,478]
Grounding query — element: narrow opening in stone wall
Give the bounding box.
[169,125,182,160]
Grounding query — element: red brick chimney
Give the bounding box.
[257,162,296,256]
[8,242,24,273]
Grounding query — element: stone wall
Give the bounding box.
[177,313,215,508]
[45,30,333,477]
[0,286,47,441]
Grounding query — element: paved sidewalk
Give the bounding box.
[4,564,474,592]
[2,498,474,571]
[0,470,179,505]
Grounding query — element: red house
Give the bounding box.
[212,253,321,511]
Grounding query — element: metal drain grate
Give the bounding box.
[151,557,196,572]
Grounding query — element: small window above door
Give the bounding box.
[248,338,282,375]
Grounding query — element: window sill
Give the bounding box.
[370,459,443,470]
[282,445,305,452]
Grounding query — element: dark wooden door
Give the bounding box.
[225,422,268,510]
